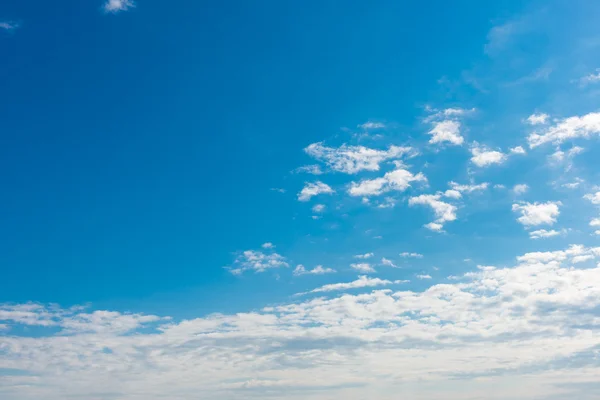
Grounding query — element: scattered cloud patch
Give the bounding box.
[584,192,600,205]
[104,0,135,13]
[529,229,562,239]
[526,113,549,125]
[513,184,529,195]
[428,120,464,146]
[409,194,457,232]
[510,146,527,155]
[348,168,426,197]
[527,111,600,147]
[354,253,374,259]
[298,181,334,202]
[400,252,423,258]
[350,263,375,273]
[470,142,508,167]
[358,121,386,130]
[512,201,561,226]
[312,204,326,213]
[294,165,323,175]
[293,265,336,276]
[449,181,489,193]
[308,275,403,293]
[416,274,432,280]
[0,21,19,31]
[380,258,398,268]
[261,242,275,249]
[228,250,289,275]
[578,69,600,87]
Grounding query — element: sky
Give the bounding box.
[1,0,600,399]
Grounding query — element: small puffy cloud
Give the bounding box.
[513,184,529,195]
[294,165,323,175]
[104,0,135,13]
[308,275,403,293]
[304,143,412,174]
[409,194,457,232]
[584,191,600,205]
[510,146,527,154]
[416,274,432,280]
[428,120,464,146]
[312,204,326,213]
[448,181,488,193]
[228,250,289,275]
[512,201,561,226]
[293,265,336,276]
[358,121,386,130]
[529,229,562,239]
[562,178,584,189]
[380,258,398,268]
[0,21,19,31]
[400,252,423,258]
[298,181,334,202]
[527,111,600,148]
[443,189,462,199]
[578,69,600,87]
[348,168,426,197]
[549,146,584,165]
[350,263,375,273]
[590,218,600,227]
[526,113,549,125]
[261,242,275,249]
[470,142,508,167]
[354,253,374,259]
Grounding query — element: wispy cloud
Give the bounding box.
[104,0,136,13]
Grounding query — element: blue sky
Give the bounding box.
[2,0,600,399]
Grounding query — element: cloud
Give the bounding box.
[348,168,426,197]
[312,204,326,213]
[270,187,286,193]
[444,189,462,199]
[409,194,457,231]
[298,181,334,201]
[354,253,374,259]
[380,258,398,268]
[227,249,289,275]
[529,229,563,239]
[448,181,489,193]
[428,120,464,146]
[590,218,600,227]
[416,274,432,280]
[294,165,324,175]
[513,184,529,195]
[304,143,412,174]
[350,263,375,273]
[512,201,561,226]
[562,178,584,189]
[5,245,600,399]
[400,252,424,258]
[510,146,527,154]
[358,121,386,130]
[527,112,600,148]
[578,69,600,87]
[293,265,336,276]
[103,0,135,13]
[549,146,585,166]
[0,21,19,31]
[308,275,403,293]
[584,192,600,205]
[262,242,275,249]
[470,142,508,167]
[526,113,550,125]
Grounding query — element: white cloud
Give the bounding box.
[428,120,464,145]
[350,263,375,273]
[470,143,508,167]
[312,204,326,213]
[400,252,424,258]
[443,189,462,199]
[228,250,289,275]
[293,265,336,276]
[416,274,432,279]
[409,194,457,231]
[354,253,374,259]
[270,187,286,193]
[510,145,527,154]
[527,111,600,148]
[512,201,561,226]
[380,258,398,268]
[513,184,529,195]
[562,178,584,189]
[526,113,549,125]
[529,229,562,239]
[304,143,412,174]
[5,245,600,399]
[358,121,386,130]
[103,0,135,13]
[549,146,584,167]
[449,181,489,193]
[590,218,600,227]
[579,69,600,86]
[294,164,323,175]
[584,192,600,205]
[0,21,19,31]
[298,181,334,201]
[348,168,426,197]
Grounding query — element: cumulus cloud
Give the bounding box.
[354,253,374,259]
[304,143,412,174]
[298,181,334,201]
[527,111,600,147]
[512,201,561,226]
[409,194,457,232]
[400,252,424,258]
[510,146,527,154]
[293,265,336,276]
[358,121,386,130]
[350,263,376,273]
[416,274,432,280]
[470,142,508,167]
[380,258,398,268]
[513,184,529,195]
[348,168,426,197]
[428,120,464,145]
[590,218,600,227]
[584,192,600,205]
[529,229,563,239]
[104,0,135,13]
[526,113,549,125]
[4,245,600,399]
[262,242,275,249]
[448,181,489,193]
[227,250,289,275]
[443,189,462,199]
[312,204,326,213]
